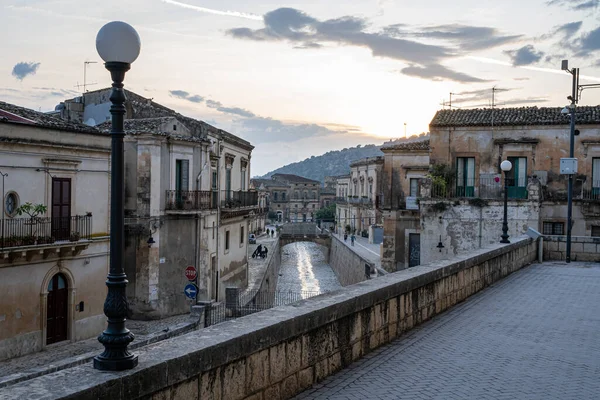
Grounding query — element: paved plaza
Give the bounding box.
[294,261,600,400]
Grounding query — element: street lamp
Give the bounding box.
[500,160,512,244]
[93,21,141,371]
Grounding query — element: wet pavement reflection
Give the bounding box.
[276,242,342,295]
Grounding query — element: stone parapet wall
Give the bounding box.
[329,234,373,286]
[543,235,600,262]
[0,238,538,400]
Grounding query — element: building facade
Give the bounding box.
[0,102,110,360]
[271,174,321,223]
[58,89,258,318]
[335,157,384,238]
[420,106,600,263]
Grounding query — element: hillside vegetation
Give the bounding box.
[259,134,428,182]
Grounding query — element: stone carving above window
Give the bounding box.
[225,153,235,168]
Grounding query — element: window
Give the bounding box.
[274,192,278,201]
[4,191,19,217]
[369,183,373,194]
[543,222,564,235]
[507,157,527,199]
[591,226,600,237]
[593,158,600,198]
[312,204,315,208]
[175,159,189,192]
[282,192,286,201]
[456,157,475,197]
[409,179,419,197]
[225,230,230,252]
[295,204,298,208]
[240,226,244,245]
[241,170,246,191]
[212,221,215,239]
[225,169,231,193]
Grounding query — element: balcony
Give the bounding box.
[290,196,318,201]
[165,190,215,211]
[1,215,92,261]
[576,180,600,201]
[220,190,258,209]
[429,177,528,200]
[347,196,373,205]
[333,197,347,204]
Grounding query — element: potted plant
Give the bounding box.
[69,232,81,242]
[15,202,47,240]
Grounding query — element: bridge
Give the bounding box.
[2,237,599,399]
[277,223,331,248]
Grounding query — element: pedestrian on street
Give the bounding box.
[267,228,271,237]
[344,233,348,242]
[351,234,355,246]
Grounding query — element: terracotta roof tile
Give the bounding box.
[381,140,430,151]
[429,106,600,127]
[0,101,101,134]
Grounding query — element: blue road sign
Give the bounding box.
[184,283,197,299]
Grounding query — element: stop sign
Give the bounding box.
[185,266,197,281]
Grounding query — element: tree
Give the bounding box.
[315,203,336,221]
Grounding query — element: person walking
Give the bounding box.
[344,233,348,242]
[351,233,355,246]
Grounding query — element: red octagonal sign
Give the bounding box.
[185,266,197,281]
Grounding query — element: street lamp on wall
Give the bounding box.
[500,160,512,244]
[93,21,141,371]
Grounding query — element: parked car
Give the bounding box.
[249,233,256,244]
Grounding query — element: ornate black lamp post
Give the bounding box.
[500,160,512,244]
[93,21,141,371]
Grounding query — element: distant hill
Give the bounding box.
[258,134,429,183]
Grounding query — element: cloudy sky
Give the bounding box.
[2,0,600,175]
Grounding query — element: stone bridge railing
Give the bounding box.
[1,237,538,400]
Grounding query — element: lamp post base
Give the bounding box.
[93,355,138,371]
[93,330,138,371]
[500,236,510,244]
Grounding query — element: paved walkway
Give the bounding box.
[0,313,195,388]
[332,231,382,272]
[294,261,600,400]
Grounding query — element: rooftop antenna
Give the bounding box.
[74,61,98,93]
[404,122,407,138]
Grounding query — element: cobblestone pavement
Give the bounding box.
[0,313,191,381]
[294,261,600,400]
[277,242,342,294]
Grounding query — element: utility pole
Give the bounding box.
[404,122,407,138]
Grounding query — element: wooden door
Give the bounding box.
[51,178,71,240]
[47,273,68,345]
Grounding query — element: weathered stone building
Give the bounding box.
[0,102,110,360]
[379,141,430,271]
[419,106,600,263]
[251,174,324,223]
[58,89,258,318]
[335,157,384,239]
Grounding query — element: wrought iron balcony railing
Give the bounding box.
[430,177,528,200]
[1,215,92,249]
[165,190,215,211]
[221,190,259,209]
[575,180,600,201]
